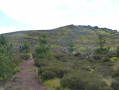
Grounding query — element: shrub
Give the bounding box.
[110,57,118,62]
[60,71,108,90]
[36,33,50,59]
[112,70,119,77]
[111,78,119,90]
[0,53,17,80]
[67,40,75,53]
[55,54,64,60]
[102,58,111,62]
[38,65,69,81]
[95,47,110,55]
[0,35,21,81]
[20,53,30,60]
[34,58,49,68]
[40,70,56,80]
[44,78,60,90]
[93,55,102,60]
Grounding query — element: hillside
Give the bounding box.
[2,25,119,90]
[4,25,119,52]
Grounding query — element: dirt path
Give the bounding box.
[7,58,48,90]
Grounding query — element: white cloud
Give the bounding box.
[0,0,119,30]
[0,26,27,34]
[0,26,9,34]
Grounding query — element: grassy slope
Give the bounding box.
[4,25,119,52]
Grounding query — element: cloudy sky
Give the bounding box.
[0,0,119,33]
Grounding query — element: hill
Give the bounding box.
[4,24,119,53]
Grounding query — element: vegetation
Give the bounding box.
[95,34,110,55]
[0,35,21,81]
[111,78,119,90]
[34,31,119,89]
[67,40,74,53]
[1,25,119,89]
[61,72,108,90]
[36,33,50,59]
[116,46,119,58]
[20,40,30,60]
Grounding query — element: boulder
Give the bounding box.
[72,51,81,56]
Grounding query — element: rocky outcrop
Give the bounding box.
[79,25,118,34]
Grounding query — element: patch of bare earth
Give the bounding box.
[6,58,48,90]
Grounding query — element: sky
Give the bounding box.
[0,0,119,33]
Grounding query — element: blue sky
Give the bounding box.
[0,0,119,33]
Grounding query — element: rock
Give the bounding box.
[72,51,81,56]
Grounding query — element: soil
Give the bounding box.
[5,58,48,90]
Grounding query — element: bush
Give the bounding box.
[38,65,69,81]
[0,35,21,81]
[44,78,60,90]
[112,70,119,77]
[93,55,102,60]
[55,54,64,60]
[111,78,119,90]
[36,33,50,59]
[34,58,49,68]
[60,71,108,90]
[95,47,110,55]
[20,53,30,60]
[40,70,56,80]
[0,53,17,80]
[102,58,111,62]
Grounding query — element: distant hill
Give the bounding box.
[4,25,119,53]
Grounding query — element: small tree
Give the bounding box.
[97,35,106,48]
[68,40,74,53]
[95,34,110,55]
[36,33,50,59]
[0,35,17,80]
[0,35,12,54]
[0,34,7,46]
